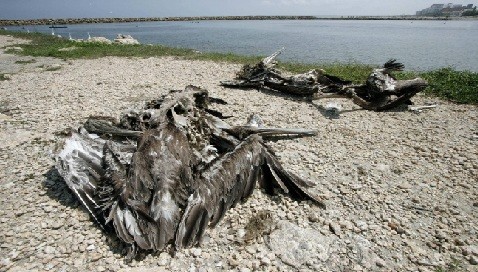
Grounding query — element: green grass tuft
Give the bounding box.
[435,258,463,272]
[1,29,477,104]
[420,68,478,104]
[0,74,9,81]
[14,59,37,64]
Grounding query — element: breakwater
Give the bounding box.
[0,16,317,26]
[0,15,469,26]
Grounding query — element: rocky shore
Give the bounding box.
[0,34,477,272]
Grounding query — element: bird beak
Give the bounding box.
[224,126,317,140]
[251,127,318,137]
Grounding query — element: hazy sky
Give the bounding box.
[0,1,472,19]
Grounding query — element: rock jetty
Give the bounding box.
[0,16,317,26]
[1,15,471,27]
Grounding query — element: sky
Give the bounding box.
[0,1,474,19]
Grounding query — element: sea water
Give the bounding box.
[10,19,478,71]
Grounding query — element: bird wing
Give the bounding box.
[175,134,323,249]
[55,128,107,228]
[383,59,404,72]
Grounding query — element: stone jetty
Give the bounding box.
[1,15,468,27]
[0,16,317,26]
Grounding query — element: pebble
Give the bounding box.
[0,258,12,267]
[260,257,271,266]
[44,246,55,254]
[398,182,412,190]
[308,213,320,223]
[191,248,202,257]
[376,258,386,268]
[50,222,62,230]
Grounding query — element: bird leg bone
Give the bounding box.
[408,104,437,112]
[261,47,285,67]
[224,113,317,139]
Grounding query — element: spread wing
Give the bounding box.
[175,134,324,249]
[56,128,137,229]
[56,129,108,227]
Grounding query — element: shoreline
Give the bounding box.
[0,34,477,272]
[1,15,477,26]
[1,30,477,104]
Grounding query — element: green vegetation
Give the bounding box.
[420,68,478,104]
[462,7,477,16]
[14,59,36,64]
[0,30,261,64]
[44,65,62,71]
[1,29,477,104]
[435,258,463,272]
[0,74,9,81]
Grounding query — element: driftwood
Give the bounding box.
[221,50,428,111]
[55,85,323,258]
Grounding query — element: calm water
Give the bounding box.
[10,20,478,71]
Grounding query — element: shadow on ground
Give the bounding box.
[42,167,132,260]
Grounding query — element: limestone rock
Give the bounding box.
[114,34,140,45]
[268,221,335,267]
[87,37,112,44]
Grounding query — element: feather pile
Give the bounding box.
[55,85,323,257]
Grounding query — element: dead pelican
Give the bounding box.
[222,49,428,111]
[55,85,322,257]
[315,59,428,111]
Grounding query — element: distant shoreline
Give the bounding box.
[1,15,477,26]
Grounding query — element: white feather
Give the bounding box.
[123,209,142,236]
[151,192,179,222]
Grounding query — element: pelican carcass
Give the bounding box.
[221,49,428,111]
[55,85,323,256]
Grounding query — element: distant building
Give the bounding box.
[416,3,476,16]
[416,4,444,16]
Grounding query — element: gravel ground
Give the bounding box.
[1,34,477,272]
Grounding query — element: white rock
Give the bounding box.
[87,37,112,44]
[191,248,202,257]
[114,34,140,45]
[44,246,55,254]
